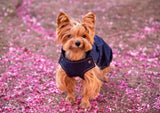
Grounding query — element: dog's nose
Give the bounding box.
[75,41,81,47]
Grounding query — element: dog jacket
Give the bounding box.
[58,35,113,79]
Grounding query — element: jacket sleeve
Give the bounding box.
[91,35,113,69]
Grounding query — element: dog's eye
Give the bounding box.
[68,35,72,38]
[82,35,86,38]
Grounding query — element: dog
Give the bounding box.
[56,12,112,109]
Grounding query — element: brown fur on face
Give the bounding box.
[56,12,111,109]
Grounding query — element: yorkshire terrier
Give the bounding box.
[56,12,112,109]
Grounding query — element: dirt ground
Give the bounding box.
[0,0,160,112]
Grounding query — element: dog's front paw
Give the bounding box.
[80,101,91,109]
[66,96,75,104]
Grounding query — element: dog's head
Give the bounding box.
[56,12,95,52]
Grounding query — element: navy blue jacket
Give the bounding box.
[58,35,112,79]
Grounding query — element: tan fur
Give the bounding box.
[56,12,111,109]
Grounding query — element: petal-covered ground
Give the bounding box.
[0,0,160,112]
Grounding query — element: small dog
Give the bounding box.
[56,12,112,109]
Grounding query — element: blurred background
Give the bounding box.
[0,0,160,112]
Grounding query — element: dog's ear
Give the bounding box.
[57,12,70,27]
[82,12,95,43]
[82,12,95,26]
[56,12,70,42]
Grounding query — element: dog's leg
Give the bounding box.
[56,67,76,103]
[64,75,76,104]
[94,66,110,82]
[101,66,111,82]
[80,70,102,108]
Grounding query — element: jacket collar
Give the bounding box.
[61,48,91,62]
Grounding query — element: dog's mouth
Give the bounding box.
[69,46,83,52]
[61,48,91,59]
